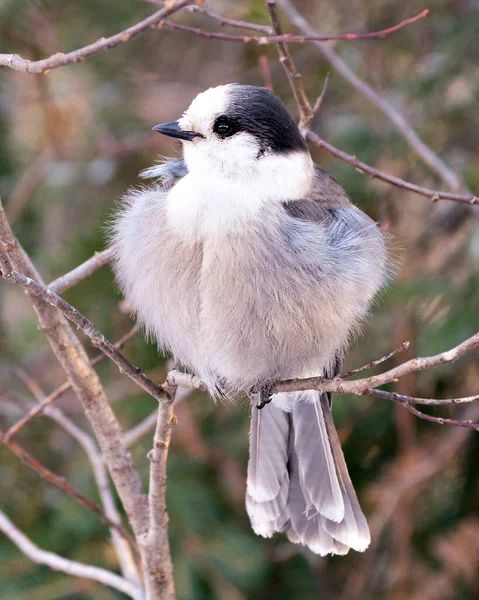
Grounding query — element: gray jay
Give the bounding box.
[112,84,388,556]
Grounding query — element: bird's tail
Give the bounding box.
[246,390,370,556]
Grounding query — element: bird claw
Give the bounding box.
[255,383,274,409]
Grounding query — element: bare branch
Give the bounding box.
[0,429,140,558]
[143,386,176,600]
[48,248,115,295]
[368,389,479,407]
[401,401,479,429]
[167,329,479,430]
[259,54,274,91]
[0,197,150,552]
[340,341,410,378]
[4,325,139,441]
[10,373,141,584]
[166,370,206,391]
[276,331,479,396]
[146,0,272,32]
[276,0,463,192]
[0,261,169,408]
[158,9,428,46]
[0,509,143,600]
[126,410,159,447]
[306,131,478,206]
[125,387,194,447]
[369,389,479,429]
[0,0,193,74]
[312,73,330,117]
[266,0,313,129]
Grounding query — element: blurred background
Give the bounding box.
[0,0,478,598]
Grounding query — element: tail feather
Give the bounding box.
[246,402,290,536]
[321,395,371,551]
[285,438,337,556]
[246,390,371,556]
[292,392,344,522]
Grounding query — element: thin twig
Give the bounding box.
[9,375,141,584]
[0,262,169,406]
[0,0,193,73]
[158,9,428,45]
[4,324,139,441]
[48,247,115,294]
[143,385,176,600]
[0,197,150,554]
[0,430,140,558]
[369,389,479,430]
[401,402,479,430]
[0,509,143,600]
[312,73,330,116]
[306,131,478,206]
[276,0,463,192]
[146,0,272,33]
[166,327,479,430]
[266,0,313,130]
[259,55,274,91]
[125,387,194,447]
[368,389,479,407]
[340,341,410,378]
[126,410,159,447]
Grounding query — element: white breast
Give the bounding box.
[166,174,264,241]
[166,151,315,242]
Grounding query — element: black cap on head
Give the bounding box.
[225,85,307,154]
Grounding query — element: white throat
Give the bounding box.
[166,150,314,242]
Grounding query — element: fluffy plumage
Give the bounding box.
[111,84,388,555]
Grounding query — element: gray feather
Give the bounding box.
[282,391,370,555]
[321,396,371,551]
[292,392,344,522]
[139,157,188,186]
[285,428,337,556]
[246,402,290,536]
[247,401,290,502]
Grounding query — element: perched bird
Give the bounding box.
[112,84,388,555]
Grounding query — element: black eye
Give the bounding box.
[213,117,239,138]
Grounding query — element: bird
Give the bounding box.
[111,83,388,556]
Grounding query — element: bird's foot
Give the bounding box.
[254,382,275,410]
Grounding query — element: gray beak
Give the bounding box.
[152,121,199,141]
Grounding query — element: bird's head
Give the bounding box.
[153,84,313,187]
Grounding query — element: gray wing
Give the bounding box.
[139,158,188,188]
[282,164,353,226]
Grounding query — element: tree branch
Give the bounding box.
[0,198,152,574]
[276,0,463,192]
[266,0,314,129]
[0,509,143,600]
[340,341,410,378]
[158,9,428,45]
[0,429,140,561]
[9,374,141,585]
[306,131,478,205]
[144,385,176,600]
[167,328,479,430]
[0,264,170,407]
[145,0,272,32]
[48,248,115,294]
[0,0,193,74]
[4,325,139,441]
